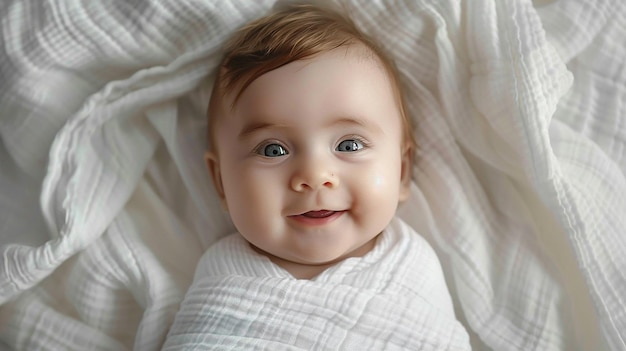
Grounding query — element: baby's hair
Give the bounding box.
[208,1,415,153]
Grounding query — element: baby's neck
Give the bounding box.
[273,259,337,280]
[250,237,377,280]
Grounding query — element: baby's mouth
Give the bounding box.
[288,210,345,225]
[301,210,337,218]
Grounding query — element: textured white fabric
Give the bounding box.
[163,218,470,350]
[0,0,625,350]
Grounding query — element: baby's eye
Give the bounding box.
[259,143,289,157]
[336,139,364,152]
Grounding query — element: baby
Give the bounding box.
[204,4,415,282]
[164,2,470,350]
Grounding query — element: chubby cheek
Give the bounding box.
[350,158,402,226]
[221,164,283,238]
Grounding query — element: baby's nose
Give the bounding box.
[289,160,339,192]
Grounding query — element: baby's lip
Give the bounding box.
[287,209,346,226]
[299,210,338,218]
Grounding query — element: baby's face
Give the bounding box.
[208,48,410,270]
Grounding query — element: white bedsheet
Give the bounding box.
[0,0,624,350]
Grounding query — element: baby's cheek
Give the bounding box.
[363,164,400,192]
[354,165,402,213]
[231,172,279,223]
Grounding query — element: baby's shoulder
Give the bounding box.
[387,217,435,253]
[385,218,455,314]
[384,217,445,281]
[194,233,247,278]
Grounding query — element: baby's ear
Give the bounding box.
[205,151,228,210]
[398,144,413,202]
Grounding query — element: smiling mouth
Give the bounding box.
[301,210,337,218]
[289,210,345,225]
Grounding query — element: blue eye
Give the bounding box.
[260,143,288,157]
[336,139,364,152]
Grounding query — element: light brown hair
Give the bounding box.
[208,2,415,155]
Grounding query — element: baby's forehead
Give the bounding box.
[209,46,406,153]
[208,44,405,150]
[235,52,391,121]
[227,44,391,104]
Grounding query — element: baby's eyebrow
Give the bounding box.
[238,116,383,139]
[238,121,285,139]
[330,116,383,134]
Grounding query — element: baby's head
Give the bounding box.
[206,2,415,278]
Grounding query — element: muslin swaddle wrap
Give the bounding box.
[163,218,470,350]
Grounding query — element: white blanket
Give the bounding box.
[163,218,470,350]
[1,0,625,350]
